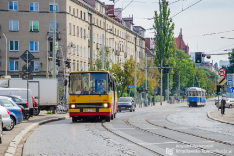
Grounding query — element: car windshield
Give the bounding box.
[118,98,132,102]
[0,99,14,107]
[70,73,110,95]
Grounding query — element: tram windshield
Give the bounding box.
[188,90,206,97]
[69,73,110,95]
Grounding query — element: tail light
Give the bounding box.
[32,97,35,108]
[6,109,10,116]
[69,104,70,109]
[26,102,29,108]
[20,109,22,113]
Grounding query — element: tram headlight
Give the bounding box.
[70,104,76,109]
[103,103,108,108]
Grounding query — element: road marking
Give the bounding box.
[142,128,159,130]
[116,128,135,130]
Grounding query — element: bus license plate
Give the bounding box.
[85,109,94,112]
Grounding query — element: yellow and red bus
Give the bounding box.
[68,69,118,122]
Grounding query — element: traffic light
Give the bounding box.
[195,52,202,63]
[127,89,130,94]
[65,59,70,68]
[207,55,211,59]
[216,85,221,95]
[56,57,60,66]
[163,65,169,73]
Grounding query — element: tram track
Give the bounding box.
[146,117,234,147]
[124,116,226,156]
[101,121,164,156]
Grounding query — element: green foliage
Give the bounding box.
[89,47,112,71]
[122,93,128,97]
[222,49,234,73]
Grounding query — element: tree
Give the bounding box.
[222,48,234,73]
[89,47,112,71]
[110,58,135,97]
[153,0,176,100]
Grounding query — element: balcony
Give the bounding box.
[88,39,91,47]
[47,32,61,40]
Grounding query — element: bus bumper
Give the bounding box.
[69,108,112,117]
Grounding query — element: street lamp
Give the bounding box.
[2,33,8,76]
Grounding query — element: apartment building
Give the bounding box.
[0,0,145,78]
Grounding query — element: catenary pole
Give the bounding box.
[52,0,56,78]
[2,33,7,76]
[167,73,169,102]
[134,37,137,106]
[145,53,147,106]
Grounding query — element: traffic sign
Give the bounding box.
[153,88,157,92]
[20,50,34,63]
[128,85,135,88]
[218,77,226,85]
[22,64,33,73]
[141,85,144,88]
[227,88,233,93]
[227,74,234,87]
[218,68,226,77]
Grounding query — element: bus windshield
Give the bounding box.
[69,73,110,95]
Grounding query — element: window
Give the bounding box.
[84,47,86,57]
[84,64,86,71]
[77,62,79,71]
[30,41,39,52]
[77,45,79,55]
[30,2,39,11]
[73,8,75,16]
[80,11,82,19]
[80,46,82,57]
[93,17,95,24]
[88,49,90,58]
[97,34,99,43]
[77,26,79,37]
[49,22,58,32]
[94,50,95,59]
[73,25,75,36]
[84,29,86,39]
[30,21,39,31]
[30,61,39,71]
[49,3,58,12]
[69,6,71,14]
[93,33,95,43]
[10,41,19,51]
[80,28,82,38]
[73,62,75,71]
[9,1,18,11]
[73,46,75,55]
[77,9,78,17]
[9,20,19,31]
[10,60,19,71]
[100,20,102,28]
[80,62,83,71]
[84,13,86,21]
[69,46,71,54]
[97,19,98,25]
[69,23,71,35]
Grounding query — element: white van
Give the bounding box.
[0,88,34,115]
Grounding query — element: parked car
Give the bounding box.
[0,105,11,130]
[0,115,2,144]
[1,95,30,119]
[118,97,135,112]
[0,96,23,131]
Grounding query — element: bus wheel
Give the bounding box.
[72,117,77,122]
[106,116,111,122]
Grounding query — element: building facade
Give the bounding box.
[0,0,145,78]
[175,28,189,55]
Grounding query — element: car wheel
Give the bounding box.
[34,107,41,116]
[106,116,111,122]
[229,105,232,109]
[72,117,77,122]
[24,115,30,120]
[111,114,114,120]
[4,116,15,131]
[119,109,121,112]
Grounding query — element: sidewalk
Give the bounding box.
[208,108,234,125]
[136,100,185,108]
[0,111,69,156]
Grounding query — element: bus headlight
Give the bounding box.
[70,104,76,109]
[103,103,108,108]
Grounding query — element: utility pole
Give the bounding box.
[52,0,56,79]
[2,33,7,76]
[167,73,169,102]
[145,53,147,106]
[179,70,180,100]
[193,72,194,87]
[134,37,137,106]
[102,34,104,69]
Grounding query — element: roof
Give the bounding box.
[187,87,206,91]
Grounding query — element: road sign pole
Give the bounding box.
[167,73,169,102]
[26,51,29,109]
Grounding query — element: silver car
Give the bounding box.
[0,115,2,144]
[0,105,11,129]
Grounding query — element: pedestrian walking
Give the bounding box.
[148,96,150,106]
[221,97,226,115]
[152,96,155,106]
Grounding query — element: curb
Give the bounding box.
[207,111,234,125]
[4,116,70,156]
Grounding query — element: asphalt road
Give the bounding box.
[23,99,234,156]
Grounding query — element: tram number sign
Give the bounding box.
[218,68,226,77]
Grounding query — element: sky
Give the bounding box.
[101,0,234,65]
